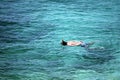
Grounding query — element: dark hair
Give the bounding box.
[61,40,67,46]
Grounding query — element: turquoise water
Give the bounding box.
[0,0,120,80]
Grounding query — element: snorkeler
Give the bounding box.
[61,40,105,51]
[61,40,94,47]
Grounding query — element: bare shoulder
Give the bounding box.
[68,40,78,42]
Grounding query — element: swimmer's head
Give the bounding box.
[61,40,67,46]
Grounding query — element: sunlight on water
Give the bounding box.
[0,0,120,80]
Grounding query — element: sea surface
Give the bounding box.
[0,0,120,80]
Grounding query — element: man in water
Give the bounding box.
[61,40,104,51]
[61,40,94,47]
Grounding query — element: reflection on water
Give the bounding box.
[0,0,120,80]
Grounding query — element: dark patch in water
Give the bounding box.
[0,20,18,26]
[74,47,115,72]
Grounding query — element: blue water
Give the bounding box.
[0,0,120,80]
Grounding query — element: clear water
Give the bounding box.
[0,0,120,80]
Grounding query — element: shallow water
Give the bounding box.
[0,0,120,80]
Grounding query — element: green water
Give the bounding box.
[0,0,120,80]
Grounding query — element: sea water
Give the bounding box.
[0,0,120,80]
